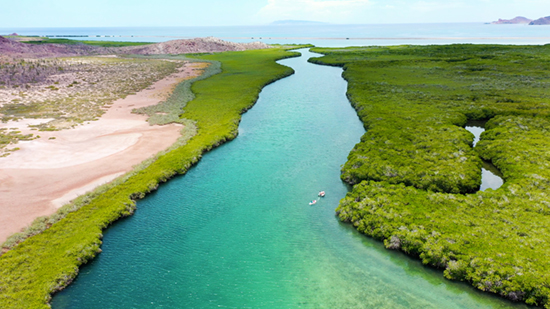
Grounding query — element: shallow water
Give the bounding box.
[52,50,524,308]
[3,23,550,47]
[465,123,504,191]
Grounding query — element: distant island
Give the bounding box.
[491,15,550,25]
[270,20,328,25]
[491,16,532,24]
[529,16,550,25]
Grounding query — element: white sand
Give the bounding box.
[51,172,125,208]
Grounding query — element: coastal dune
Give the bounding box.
[0,61,205,243]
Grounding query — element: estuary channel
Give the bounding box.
[52,49,522,308]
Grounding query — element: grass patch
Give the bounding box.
[0,128,34,156]
[0,46,304,308]
[311,44,550,307]
[132,56,220,126]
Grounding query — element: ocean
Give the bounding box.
[1,23,550,47]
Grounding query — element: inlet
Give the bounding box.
[465,120,504,191]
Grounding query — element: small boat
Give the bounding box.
[318,191,325,197]
[309,200,317,205]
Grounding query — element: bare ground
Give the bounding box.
[0,61,205,242]
[0,35,271,58]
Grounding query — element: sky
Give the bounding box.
[2,0,550,27]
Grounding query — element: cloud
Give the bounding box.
[407,1,466,13]
[254,0,372,23]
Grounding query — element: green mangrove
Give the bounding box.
[311,44,550,307]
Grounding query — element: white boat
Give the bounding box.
[309,200,317,205]
[318,191,326,197]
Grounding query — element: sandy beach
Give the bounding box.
[0,60,205,243]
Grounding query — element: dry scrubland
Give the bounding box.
[0,35,271,58]
[0,57,179,155]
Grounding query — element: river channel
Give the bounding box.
[52,49,524,308]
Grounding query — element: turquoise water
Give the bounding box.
[52,50,526,308]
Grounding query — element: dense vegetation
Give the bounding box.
[22,38,153,47]
[310,44,550,307]
[0,47,302,308]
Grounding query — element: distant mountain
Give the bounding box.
[491,16,532,24]
[529,16,550,25]
[270,20,328,25]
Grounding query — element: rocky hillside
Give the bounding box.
[491,16,532,24]
[0,36,271,58]
[0,36,109,58]
[529,16,550,25]
[118,37,271,55]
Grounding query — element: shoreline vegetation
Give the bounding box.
[0,46,307,308]
[310,44,550,308]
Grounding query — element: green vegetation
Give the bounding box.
[0,128,34,157]
[23,38,153,47]
[133,58,219,126]
[0,46,302,308]
[311,44,550,307]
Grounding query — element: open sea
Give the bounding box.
[1,23,550,47]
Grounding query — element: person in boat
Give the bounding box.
[318,191,325,197]
[309,200,317,205]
